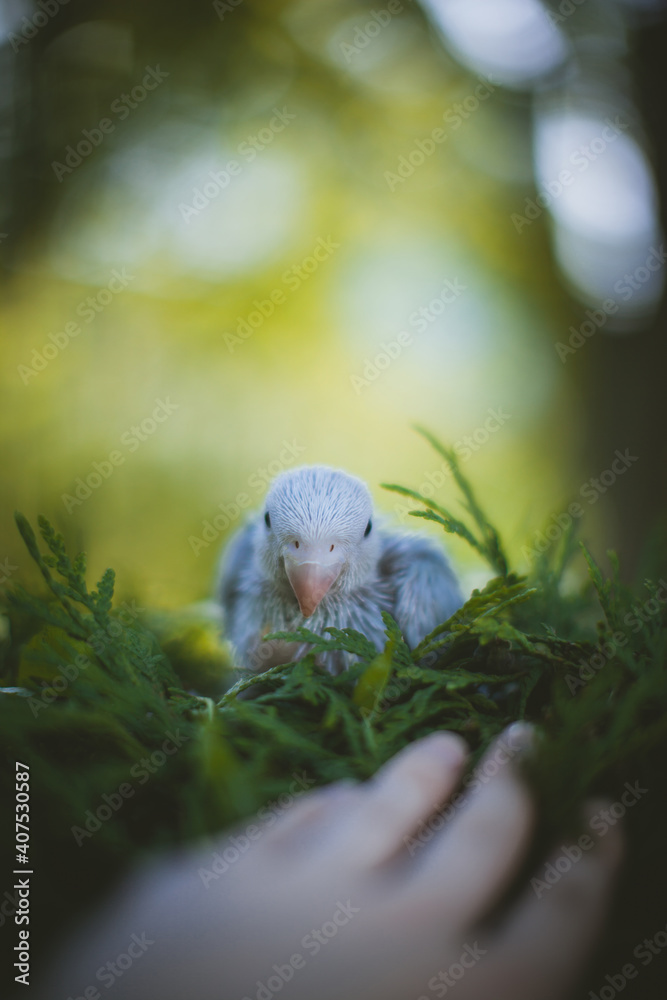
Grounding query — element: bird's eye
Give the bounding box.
[264,511,271,529]
[364,519,372,537]
[329,544,334,552]
[295,540,299,549]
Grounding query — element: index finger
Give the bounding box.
[405,723,535,926]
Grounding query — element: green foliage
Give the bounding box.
[382,426,509,576]
[1,438,666,988]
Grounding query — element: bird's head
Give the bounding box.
[259,465,378,617]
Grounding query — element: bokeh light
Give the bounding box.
[1,0,665,608]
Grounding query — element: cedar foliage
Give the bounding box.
[1,433,666,998]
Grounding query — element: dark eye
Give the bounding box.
[364,519,372,537]
[264,511,271,529]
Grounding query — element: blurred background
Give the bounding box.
[1,0,666,607]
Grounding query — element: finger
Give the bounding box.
[406,723,535,925]
[464,800,624,1000]
[327,731,469,868]
[266,780,361,851]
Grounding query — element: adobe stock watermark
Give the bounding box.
[392,408,511,523]
[546,0,588,28]
[417,941,487,999]
[71,729,191,846]
[361,663,424,719]
[241,900,359,1000]
[213,0,243,20]
[0,884,22,930]
[62,932,154,999]
[52,67,169,182]
[17,268,135,384]
[350,277,468,393]
[555,245,667,362]
[589,919,667,1000]
[385,76,495,191]
[362,640,485,721]
[224,236,340,352]
[188,439,305,556]
[564,580,667,695]
[8,0,69,52]
[511,117,629,234]
[179,107,296,224]
[26,600,156,718]
[61,397,180,514]
[0,558,19,585]
[405,728,527,857]
[339,1,413,63]
[531,781,647,899]
[198,771,316,887]
[521,448,638,564]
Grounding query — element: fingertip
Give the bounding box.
[468,723,537,793]
[504,721,536,754]
[336,731,471,868]
[418,730,469,768]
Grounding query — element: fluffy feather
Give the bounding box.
[217,465,462,674]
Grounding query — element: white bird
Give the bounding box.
[217,465,462,675]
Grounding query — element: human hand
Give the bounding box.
[44,724,622,1000]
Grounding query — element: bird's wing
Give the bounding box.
[216,516,264,655]
[377,531,463,650]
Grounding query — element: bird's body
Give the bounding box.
[217,465,462,675]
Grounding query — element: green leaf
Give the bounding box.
[353,638,395,712]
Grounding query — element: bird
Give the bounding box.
[216,465,463,675]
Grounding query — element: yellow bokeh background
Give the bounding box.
[0,1,611,607]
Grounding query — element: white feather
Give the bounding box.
[217,465,462,674]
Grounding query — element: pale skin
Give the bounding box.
[43,724,622,1000]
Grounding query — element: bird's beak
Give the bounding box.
[284,544,344,617]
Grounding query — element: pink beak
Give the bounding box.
[285,546,343,617]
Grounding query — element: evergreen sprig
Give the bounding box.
[1,444,666,993]
[382,427,509,576]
